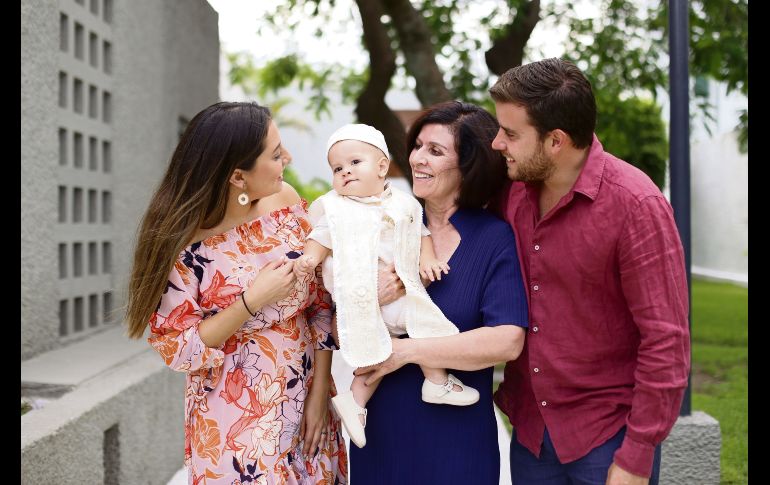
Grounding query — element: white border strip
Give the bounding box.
[692,265,748,287]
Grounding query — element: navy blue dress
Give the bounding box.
[350,208,529,484]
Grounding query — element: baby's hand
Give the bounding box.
[294,254,319,277]
[420,258,450,283]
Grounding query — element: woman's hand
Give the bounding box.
[377,263,405,306]
[354,337,412,385]
[244,257,296,310]
[299,380,329,456]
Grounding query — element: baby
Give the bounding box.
[295,124,479,448]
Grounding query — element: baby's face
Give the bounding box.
[328,139,389,197]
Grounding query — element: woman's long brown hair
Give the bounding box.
[125,102,271,339]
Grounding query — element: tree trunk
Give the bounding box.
[485,0,541,76]
[353,0,412,182]
[382,0,453,106]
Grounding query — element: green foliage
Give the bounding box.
[418,1,478,100]
[562,0,748,177]
[232,0,747,183]
[737,109,748,154]
[659,0,748,153]
[564,0,747,155]
[691,279,748,347]
[249,0,369,116]
[283,167,331,203]
[692,355,747,485]
[595,93,668,188]
[266,97,313,133]
[228,53,342,120]
[339,68,369,106]
[561,0,668,186]
[418,1,497,103]
[677,1,747,97]
[565,0,668,97]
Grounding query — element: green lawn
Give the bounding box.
[494,278,748,484]
[691,279,748,485]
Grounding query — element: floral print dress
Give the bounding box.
[148,201,347,485]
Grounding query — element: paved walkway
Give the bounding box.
[168,357,512,484]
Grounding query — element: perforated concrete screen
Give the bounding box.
[57,0,114,339]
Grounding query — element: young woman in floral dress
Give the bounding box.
[125,102,347,485]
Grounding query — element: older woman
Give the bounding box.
[350,101,529,483]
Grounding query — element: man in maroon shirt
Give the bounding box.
[490,58,690,485]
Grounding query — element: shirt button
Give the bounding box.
[532,326,539,333]
[541,401,547,407]
[533,285,539,291]
[533,367,540,373]
[534,244,540,251]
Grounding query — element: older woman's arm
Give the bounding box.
[361,226,529,385]
[356,325,525,385]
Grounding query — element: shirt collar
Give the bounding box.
[345,181,392,204]
[524,133,606,202]
[571,134,606,201]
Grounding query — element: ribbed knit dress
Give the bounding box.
[350,208,529,484]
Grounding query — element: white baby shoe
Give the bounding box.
[421,374,479,406]
[331,391,367,448]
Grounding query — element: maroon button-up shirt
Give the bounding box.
[493,135,690,477]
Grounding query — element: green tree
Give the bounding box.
[680,0,748,152]
[596,93,669,188]
[283,167,331,203]
[563,0,748,154]
[230,0,747,186]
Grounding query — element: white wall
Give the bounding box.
[660,80,748,285]
[689,82,748,283]
[690,131,748,282]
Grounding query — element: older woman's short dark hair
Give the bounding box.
[406,101,507,209]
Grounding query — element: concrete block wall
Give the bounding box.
[21,0,60,360]
[22,0,219,360]
[22,1,218,482]
[22,352,186,484]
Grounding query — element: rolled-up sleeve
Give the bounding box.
[147,261,226,372]
[614,195,690,477]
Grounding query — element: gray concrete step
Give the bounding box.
[22,326,148,396]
